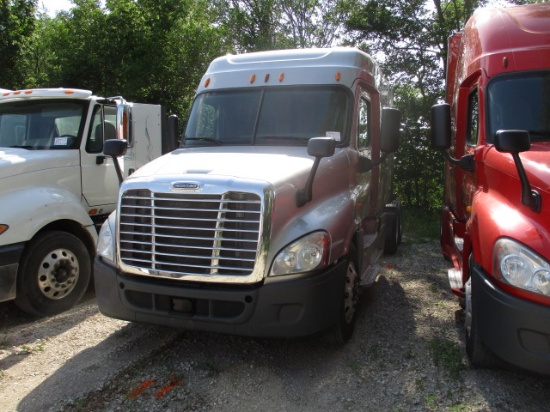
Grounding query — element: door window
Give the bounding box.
[358,94,371,158]
[466,90,479,148]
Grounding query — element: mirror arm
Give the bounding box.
[511,152,541,213]
[111,155,124,185]
[440,150,475,172]
[296,157,321,207]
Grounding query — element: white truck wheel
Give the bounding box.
[15,231,91,317]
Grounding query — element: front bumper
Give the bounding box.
[94,257,347,338]
[472,265,550,375]
[0,242,25,302]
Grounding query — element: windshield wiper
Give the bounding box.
[184,137,223,146]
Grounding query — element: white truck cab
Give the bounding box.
[95,48,402,342]
[0,88,177,316]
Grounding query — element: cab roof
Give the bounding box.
[0,88,93,102]
[461,3,550,77]
[196,47,382,93]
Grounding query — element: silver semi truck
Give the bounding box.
[94,48,402,342]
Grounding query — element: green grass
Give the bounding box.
[428,337,464,379]
[402,208,440,241]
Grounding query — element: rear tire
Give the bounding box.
[15,231,91,317]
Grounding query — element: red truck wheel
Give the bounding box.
[464,260,498,367]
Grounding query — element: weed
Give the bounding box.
[402,209,440,241]
[425,394,438,410]
[428,337,464,379]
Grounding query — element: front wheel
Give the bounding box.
[464,262,497,367]
[15,231,91,317]
[328,246,360,344]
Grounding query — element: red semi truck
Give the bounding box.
[431,4,550,375]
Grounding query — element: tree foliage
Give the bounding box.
[343,0,536,212]
[2,0,543,211]
[0,0,36,88]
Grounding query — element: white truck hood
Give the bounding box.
[0,147,78,179]
[128,146,315,186]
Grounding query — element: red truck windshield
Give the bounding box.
[487,71,550,142]
[184,86,351,146]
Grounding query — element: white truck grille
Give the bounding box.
[118,189,262,278]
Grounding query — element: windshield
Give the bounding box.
[0,100,85,150]
[487,72,550,142]
[184,86,351,146]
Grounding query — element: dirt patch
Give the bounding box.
[1,240,549,411]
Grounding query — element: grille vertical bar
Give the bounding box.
[119,189,262,278]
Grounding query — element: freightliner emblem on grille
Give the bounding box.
[171,181,200,191]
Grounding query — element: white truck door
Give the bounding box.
[123,103,163,175]
[80,104,120,214]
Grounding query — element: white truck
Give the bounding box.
[95,48,402,343]
[0,88,178,316]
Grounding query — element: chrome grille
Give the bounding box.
[119,189,262,278]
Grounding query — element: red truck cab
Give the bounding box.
[431,4,550,375]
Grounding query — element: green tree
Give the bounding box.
[342,0,534,212]
[27,0,226,122]
[0,0,36,89]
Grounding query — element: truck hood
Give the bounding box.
[0,147,79,179]
[128,146,315,186]
[521,142,550,193]
[487,142,550,194]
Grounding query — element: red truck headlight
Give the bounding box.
[493,238,550,298]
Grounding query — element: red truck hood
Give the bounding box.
[520,142,550,194]
[487,142,550,195]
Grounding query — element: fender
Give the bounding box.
[0,184,95,246]
[266,149,357,270]
[469,189,549,277]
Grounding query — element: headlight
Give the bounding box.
[97,212,116,264]
[494,238,550,297]
[270,231,330,276]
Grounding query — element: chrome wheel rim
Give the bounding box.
[37,248,80,300]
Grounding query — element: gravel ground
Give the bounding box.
[1,239,549,412]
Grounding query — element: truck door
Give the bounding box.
[80,104,120,214]
[450,88,479,222]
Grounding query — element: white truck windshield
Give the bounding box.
[487,72,550,142]
[184,86,351,146]
[0,100,85,150]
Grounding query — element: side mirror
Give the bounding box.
[494,130,539,212]
[103,139,128,185]
[116,103,132,142]
[296,137,336,207]
[307,136,336,157]
[494,130,530,153]
[165,114,179,154]
[430,103,451,150]
[380,108,401,153]
[103,139,128,157]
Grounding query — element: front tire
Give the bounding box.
[15,231,91,317]
[328,246,360,344]
[464,262,497,367]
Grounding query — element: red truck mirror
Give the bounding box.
[494,130,530,153]
[430,103,451,150]
[494,130,540,212]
